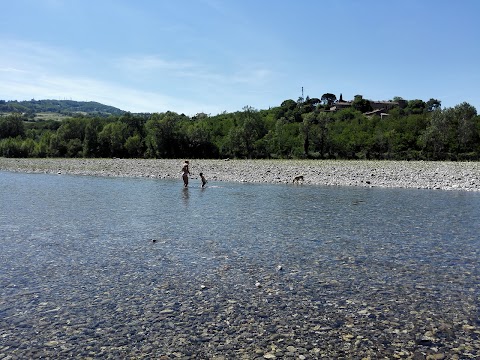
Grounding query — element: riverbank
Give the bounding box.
[1,158,479,191]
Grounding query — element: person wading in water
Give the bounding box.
[182,160,190,187]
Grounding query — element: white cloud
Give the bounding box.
[115,55,197,73]
[0,67,28,73]
[116,53,273,87]
[0,70,221,115]
[0,38,280,114]
[0,40,215,113]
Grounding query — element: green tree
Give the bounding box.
[405,99,426,115]
[0,137,22,157]
[223,106,267,158]
[66,138,83,157]
[0,114,25,139]
[274,99,303,123]
[34,131,55,157]
[120,112,146,138]
[83,118,103,157]
[98,122,129,157]
[185,122,218,158]
[327,111,373,159]
[47,133,62,157]
[266,119,302,158]
[311,112,332,158]
[145,112,184,158]
[420,102,480,160]
[201,112,235,156]
[0,137,36,157]
[56,118,87,142]
[420,107,460,159]
[55,117,88,156]
[301,112,315,156]
[454,102,478,155]
[124,134,145,158]
[352,97,372,113]
[426,98,441,112]
[321,93,337,106]
[280,99,297,111]
[305,97,321,107]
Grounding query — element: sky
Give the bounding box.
[1,0,479,115]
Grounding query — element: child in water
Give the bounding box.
[199,172,207,188]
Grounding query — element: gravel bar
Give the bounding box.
[1,158,479,191]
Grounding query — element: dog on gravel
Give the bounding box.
[292,175,304,183]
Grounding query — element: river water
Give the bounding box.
[1,171,479,358]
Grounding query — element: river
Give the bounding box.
[1,171,479,358]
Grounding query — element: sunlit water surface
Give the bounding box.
[1,171,479,358]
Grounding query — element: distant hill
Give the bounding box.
[0,99,125,117]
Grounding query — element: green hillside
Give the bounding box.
[0,99,125,118]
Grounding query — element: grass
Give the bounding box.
[33,112,71,121]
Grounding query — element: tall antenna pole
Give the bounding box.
[302,86,304,99]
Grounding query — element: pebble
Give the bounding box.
[0,158,479,191]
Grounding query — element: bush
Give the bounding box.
[0,137,31,157]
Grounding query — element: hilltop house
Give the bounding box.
[329,94,407,116]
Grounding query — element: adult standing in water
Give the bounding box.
[182,160,190,187]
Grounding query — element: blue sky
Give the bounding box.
[1,0,479,115]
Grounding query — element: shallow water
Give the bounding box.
[1,171,479,358]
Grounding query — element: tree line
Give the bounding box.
[0,97,479,161]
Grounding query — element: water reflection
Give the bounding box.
[182,186,189,206]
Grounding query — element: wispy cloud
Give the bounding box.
[0,40,215,113]
[0,39,76,73]
[0,69,221,115]
[116,55,196,73]
[116,54,274,86]
[0,38,278,114]
[0,67,28,74]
